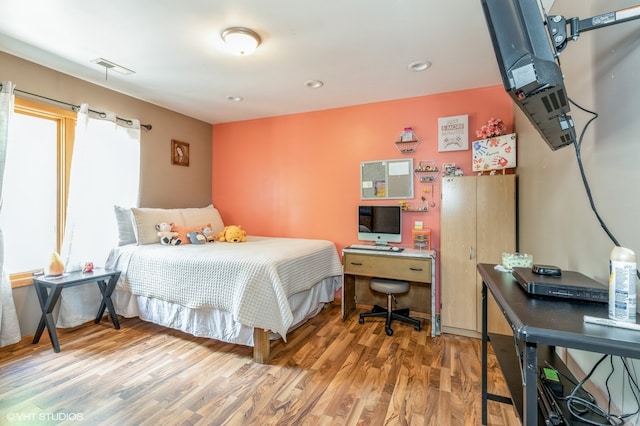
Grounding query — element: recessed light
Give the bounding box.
[408,60,432,72]
[305,80,324,89]
[226,96,244,102]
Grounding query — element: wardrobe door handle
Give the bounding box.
[350,262,363,266]
[410,267,423,272]
[469,246,473,260]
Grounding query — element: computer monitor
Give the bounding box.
[357,205,402,245]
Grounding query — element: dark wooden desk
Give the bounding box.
[478,263,640,425]
[32,268,121,352]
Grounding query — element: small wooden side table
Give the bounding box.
[32,268,121,352]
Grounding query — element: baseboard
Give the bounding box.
[440,326,480,339]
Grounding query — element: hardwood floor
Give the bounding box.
[0,303,519,425]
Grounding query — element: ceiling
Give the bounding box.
[0,0,553,125]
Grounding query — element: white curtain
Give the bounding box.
[0,81,22,347]
[57,104,140,327]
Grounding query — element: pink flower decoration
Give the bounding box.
[475,118,507,139]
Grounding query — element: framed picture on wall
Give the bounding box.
[172,139,189,166]
[438,114,469,152]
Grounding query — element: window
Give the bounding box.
[0,99,75,287]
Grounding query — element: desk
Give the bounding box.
[33,268,121,352]
[478,263,640,425]
[342,248,438,336]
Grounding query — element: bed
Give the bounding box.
[106,205,343,363]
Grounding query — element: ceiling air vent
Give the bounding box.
[91,58,135,75]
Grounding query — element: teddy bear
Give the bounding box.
[156,222,181,245]
[202,226,216,243]
[186,231,206,244]
[217,225,246,243]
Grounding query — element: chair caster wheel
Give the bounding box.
[385,327,393,336]
[359,317,364,324]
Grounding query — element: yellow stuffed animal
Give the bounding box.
[217,225,247,243]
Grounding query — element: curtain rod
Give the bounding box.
[13,88,152,131]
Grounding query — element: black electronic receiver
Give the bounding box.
[512,267,608,303]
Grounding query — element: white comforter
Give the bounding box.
[106,236,343,338]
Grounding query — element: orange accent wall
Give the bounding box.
[212,86,513,306]
[213,86,512,250]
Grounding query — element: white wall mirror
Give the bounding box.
[361,158,414,200]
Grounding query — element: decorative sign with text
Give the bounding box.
[438,115,469,152]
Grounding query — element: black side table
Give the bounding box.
[32,268,121,352]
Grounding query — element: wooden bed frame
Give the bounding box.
[253,328,271,363]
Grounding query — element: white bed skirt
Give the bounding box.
[112,276,341,347]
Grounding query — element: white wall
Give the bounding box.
[517,0,640,416]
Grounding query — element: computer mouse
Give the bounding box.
[391,246,400,251]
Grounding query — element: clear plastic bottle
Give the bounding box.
[609,246,637,322]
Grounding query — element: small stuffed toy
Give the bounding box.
[186,231,206,244]
[217,225,246,243]
[156,222,182,245]
[202,226,216,243]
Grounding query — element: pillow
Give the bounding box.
[180,205,225,235]
[131,204,225,245]
[114,205,136,245]
[173,224,211,245]
[131,207,183,245]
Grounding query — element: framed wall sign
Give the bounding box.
[172,139,189,166]
[438,114,469,152]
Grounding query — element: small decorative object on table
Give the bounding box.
[82,262,94,272]
[412,229,431,250]
[501,252,533,270]
[45,252,65,277]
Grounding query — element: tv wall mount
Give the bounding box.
[547,5,640,54]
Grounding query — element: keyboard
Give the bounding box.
[348,244,403,252]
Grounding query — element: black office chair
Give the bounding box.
[358,278,422,336]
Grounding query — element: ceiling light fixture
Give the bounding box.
[304,80,324,89]
[221,27,261,55]
[226,95,244,102]
[408,60,432,72]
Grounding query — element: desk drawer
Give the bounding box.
[343,253,431,283]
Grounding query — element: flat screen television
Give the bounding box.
[358,205,402,245]
[480,0,577,150]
